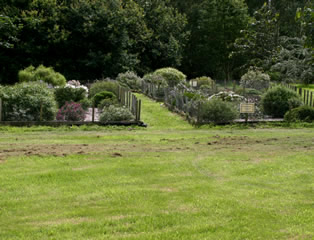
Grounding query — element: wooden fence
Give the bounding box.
[281,83,314,107]
[117,86,141,121]
[0,86,142,124]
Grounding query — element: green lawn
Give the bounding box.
[0,95,313,239]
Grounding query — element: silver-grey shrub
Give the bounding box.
[100,105,134,122]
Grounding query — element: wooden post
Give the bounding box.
[0,98,2,122]
[92,106,95,122]
[310,92,313,107]
[306,90,309,105]
[40,102,43,121]
[303,89,306,103]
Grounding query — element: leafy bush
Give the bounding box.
[18,65,66,87]
[0,82,57,121]
[100,105,134,122]
[89,79,119,97]
[183,92,202,100]
[235,88,262,96]
[54,86,87,108]
[240,67,270,91]
[261,86,303,117]
[116,71,142,90]
[79,98,92,110]
[98,98,119,109]
[93,91,117,107]
[199,99,239,123]
[284,106,314,122]
[56,102,85,121]
[143,73,168,87]
[190,76,215,89]
[154,68,186,87]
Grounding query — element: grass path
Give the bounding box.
[0,95,313,240]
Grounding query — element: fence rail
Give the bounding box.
[281,83,314,107]
[117,86,141,121]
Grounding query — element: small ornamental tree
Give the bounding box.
[240,67,270,91]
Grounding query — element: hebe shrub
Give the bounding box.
[116,71,142,90]
[18,65,66,87]
[261,86,303,117]
[54,87,87,108]
[98,98,119,109]
[100,105,134,122]
[0,82,57,121]
[240,67,270,91]
[93,91,116,107]
[89,79,119,97]
[284,106,314,122]
[154,68,186,87]
[56,102,85,121]
[199,99,239,123]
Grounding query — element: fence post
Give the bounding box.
[306,90,309,106]
[0,98,2,122]
[40,102,43,121]
[310,92,313,107]
[92,105,95,122]
[303,89,306,103]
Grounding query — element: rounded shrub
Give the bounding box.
[143,73,168,86]
[54,87,87,108]
[89,79,119,97]
[98,98,119,109]
[100,105,134,122]
[240,67,270,91]
[199,99,239,123]
[93,91,116,107]
[154,68,186,87]
[190,76,214,89]
[18,65,66,87]
[116,71,142,90]
[0,82,57,121]
[261,86,303,118]
[56,102,85,121]
[284,106,314,122]
[79,98,92,110]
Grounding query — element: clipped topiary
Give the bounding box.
[261,86,303,118]
[199,99,239,123]
[116,71,142,90]
[93,91,116,107]
[89,79,119,97]
[284,106,314,122]
[154,67,186,87]
[18,65,66,87]
[100,105,134,122]
[0,82,57,121]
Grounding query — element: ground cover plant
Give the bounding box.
[0,95,313,240]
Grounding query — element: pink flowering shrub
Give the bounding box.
[56,102,85,121]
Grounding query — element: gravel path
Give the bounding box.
[84,108,100,122]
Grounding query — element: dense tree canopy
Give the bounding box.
[0,0,312,84]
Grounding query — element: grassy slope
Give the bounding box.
[0,95,313,240]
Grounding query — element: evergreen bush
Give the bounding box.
[93,91,116,107]
[89,79,119,97]
[261,86,303,117]
[56,102,85,121]
[100,106,134,122]
[154,68,186,87]
[284,106,314,122]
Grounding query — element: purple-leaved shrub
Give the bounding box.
[56,102,85,121]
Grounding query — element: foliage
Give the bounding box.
[284,105,314,122]
[154,67,186,87]
[54,85,87,108]
[56,102,85,121]
[0,82,56,121]
[100,105,134,122]
[190,76,215,89]
[142,73,168,87]
[0,14,20,49]
[270,37,313,84]
[199,99,239,123]
[93,91,117,107]
[240,67,270,91]
[18,65,66,87]
[261,86,303,117]
[296,1,313,49]
[232,3,280,71]
[209,91,245,102]
[79,98,92,111]
[183,92,202,101]
[116,71,142,90]
[98,98,119,110]
[89,80,119,98]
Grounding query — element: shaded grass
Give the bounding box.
[0,95,313,239]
